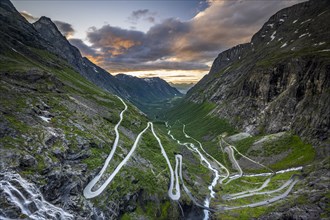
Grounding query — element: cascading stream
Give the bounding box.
[0,172,73,220]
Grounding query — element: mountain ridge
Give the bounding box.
[187,0,330,146]
[33,15,182,112]
[0,1,180,116]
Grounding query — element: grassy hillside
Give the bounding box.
[3,45,254,219]
[161,99,320,219]
[0,46,188,219]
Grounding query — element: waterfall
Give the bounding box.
[0,171,73,220]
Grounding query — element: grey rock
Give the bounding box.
[20,154,37,167]
[0,118,18,138]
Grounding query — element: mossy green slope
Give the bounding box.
[162,98,320,219]
[0,44,186,219]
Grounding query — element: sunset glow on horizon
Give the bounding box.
[14,0,304,84]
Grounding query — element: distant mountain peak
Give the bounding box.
[36,16,53,23]
[34,16,65,40]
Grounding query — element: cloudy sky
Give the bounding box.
[13,0,304,83]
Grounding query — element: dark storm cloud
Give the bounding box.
[53,20,75,38]
[131,9,149,19]
[87,25,145,58]
[85,19,180,62]
[69,39,96,57]
[20,11,38,22]
[128,9,156,24]
[73,0,303,73]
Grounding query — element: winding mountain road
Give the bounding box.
[83,96,302,220]
[84,97,181,200]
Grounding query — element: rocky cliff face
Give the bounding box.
[187,0,330,146]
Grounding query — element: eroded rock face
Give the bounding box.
[187,0,330,146]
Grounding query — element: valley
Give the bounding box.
[0,0,329,219]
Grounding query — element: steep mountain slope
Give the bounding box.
[0,1,194,219]
[2,6,179,115]
[187,0,330,146]
[33,16,130,96]
[162,0,329,219]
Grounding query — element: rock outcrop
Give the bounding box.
[187,0,330,146]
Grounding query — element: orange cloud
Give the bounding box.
[85,55,103,66]
[106,38,141,56]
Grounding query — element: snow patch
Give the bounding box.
[319,42,326,45]
[93,67,98,73]
[318,10,327,17]
[319,49,330,52]
[11,48,18,53]
[270,31,276,41]
[38,116,51,123]
[291,47,296,51]
[277,37,283,42]
[46,127,58,137]
[279,19,285,22]
[294,29,299,34]
[267,23,274,28]
[280,42,287,48]
[299,33,309,38]
[292,19,298,24]
[300,19,311,25]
